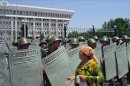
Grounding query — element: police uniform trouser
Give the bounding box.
[43,72,51,86]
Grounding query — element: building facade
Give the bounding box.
[0,1,74,44]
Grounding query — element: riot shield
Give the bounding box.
[0,48,11,86]
[94,46,102,64]
[42,46,73,86]
[68,47,80,74]
[103,43,117,80]
[115,44,129,78]
[79,41,87,46]
[9,47,42,86]
[96,41,101,48]
[126,44,130,66]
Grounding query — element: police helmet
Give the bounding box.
[93,35,99,40]
[49,36,61,45]
[39,39,47,46]
[87,38,96,46]
[18,37,30,46]
[112,36,120,43]
[122,35,130,40]
[78,36,85,42]
[46,35,53,42]
[70,38,79,45]
[100,36,109,42]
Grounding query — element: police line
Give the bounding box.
[0,42,130,86]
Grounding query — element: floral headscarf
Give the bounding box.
[79,46,98,63]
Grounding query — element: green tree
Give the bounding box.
[68,31,79,38]
[102,18,129,37]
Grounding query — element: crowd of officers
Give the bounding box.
[11,34,130,86]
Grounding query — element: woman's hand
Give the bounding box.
[65,76,75,85]
[80,75,88,82]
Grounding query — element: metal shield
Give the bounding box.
[0,48,11,86]
[126,44,130,66]
[103,43,117,80]
[9,47,42,86]
[42,46,73,86]
[115,44,129,78]
[68,47,80,74]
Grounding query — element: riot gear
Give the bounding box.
[46,35,53,42]
[93,35,99,41]
[87,38,96,46]
[18,37,30,46]
[112,36,120,43]
[78,36,85,42]
[49,36,61,45]
[39,39,47,46]
[100,36,109,42]
[69,38,79,45]
[108,37,112,41]
[12,39,18,46]
[122,35,130,40]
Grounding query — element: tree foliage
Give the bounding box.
[102,18,130,37]
[67,18,130,39]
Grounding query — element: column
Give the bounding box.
[56,19,58,36]
[15,17,17,40]
[49,19,51,35]
[11,17,14,43]
[33,18,36,40]
[62,20,64,39]
[41,19,43,32]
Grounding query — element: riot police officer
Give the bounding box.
[12,39,18,46]
[45,35,53,43]
[69,38,79,49]
[39,39,48,58]
[93,35,99,42]
[17,37,30,50]
[43,36,61,86]
[87,38,96,49]
[121,35,130,46]
[78,36,85,42]
[100,36,109,46]
[47,35,61,55]
[112,36,121,46]
[100,36,115,86]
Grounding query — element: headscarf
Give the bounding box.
[79,46,98,63]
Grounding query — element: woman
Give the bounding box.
[65,46,104,86]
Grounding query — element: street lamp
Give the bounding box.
[92,24,95,36]
[128,21,130,36]
[113,25,118,36]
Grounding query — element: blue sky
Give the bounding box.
[8,0,130,28]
